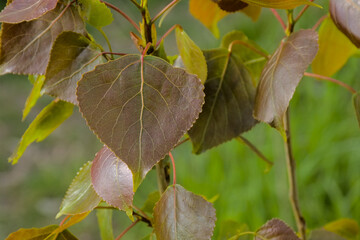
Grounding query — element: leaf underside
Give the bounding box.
[77,55,204,189]
[0,4,85,75]
[256,219,300,240]
[153,185,216,240]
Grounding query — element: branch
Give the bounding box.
[228,40,269,59]
[115,219,140,240]
[294,0,315,22]
[155,24,180,48]
[130,0,142,10]
[237,136,273,168]
[304,72,357,94]
[270,9,286,31]
[312,15,327,31]
[152,0,180,23]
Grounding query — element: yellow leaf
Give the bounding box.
[241,5,262,21]
[241,0,320,9]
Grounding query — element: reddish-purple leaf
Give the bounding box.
[253,29,318,130]
[153,185,216,240]
[77,55,204,189]
[91,146,134,214]
[0,4,85,75]
[256,219,300,240]
[330,0,360,48]
[0,0,58,23]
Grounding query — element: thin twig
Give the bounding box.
[48,0,75,29]
[284,110,306,240]
[115,219,140,240]
[155,24,180,48]
[98,28,114,59]
[237,136,273,167]
[101,1,140,32]
[152,0,180,23]
[294,0,315,22]
[304,72,356,94]
[59,215,71,226]
[174,137,190,149]
[312,15,328,31]
[133,205,150,220]
[270,9,286,31]
[130,0,142,10]
[228,40,269,59]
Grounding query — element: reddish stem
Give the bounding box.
[60,215,71,226]
[270,9,286,31]
[155,24,180,48]
[312,15,328,31]
[304,72,357,94]
[115,219,140,240]
[152,0,180,23]
[168,152,176,186]
[294,0,315,22]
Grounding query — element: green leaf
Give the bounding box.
[53,212,90,236]
[23,75,45,121]
[153,185,216,240]
[0,3,85,75]
[312,17,357,77]
[175,27,207,84]
[218,220,250,240]
[77,54,204,189]
[212,0,248,12]
[5,225,78,240]
[142,191,161,214]
[9,100,73,164]
[43,31,104,104]
[56,161,101,219]
[188,48,257,154]
[0,0,58,23]
[254,29,319,131]
[78,0,113,27]
[221,30,268,83]
[96,209,114,240]
[309,229,346,240]
[91,146,134,216]
[353,93,360,128]
[324,219,359,240]
[330,0,360,48]
[256,219,300,240]
[239,0,320,9]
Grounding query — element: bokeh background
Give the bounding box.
[1,0,359,239]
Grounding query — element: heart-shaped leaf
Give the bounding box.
[0,0,58,23]
[78,0,113,28]
[239,0,320,9]
[0,4,85,75]
[254,29,319,130]
[91,146,134,214]
[256,219,300,240]
[330,0,360,48]
[43,31,104,104]
[77,55,204,188]
[153,185,216,240]
[56,161,101,218]
[9,100,74,164]
[6,225,78,240]
[312,17,358,77]
[189,48,257,154]
[212,0,248,12]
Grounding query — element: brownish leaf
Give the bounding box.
[0,0,58,23]
[91,146,134,215]
[0,4,85,75]
[330,0,360,48]
[256,219,300,240]
[77,55,204,189]
[153,185,216,240]
[212,0,248,12]
[253,29,318,130]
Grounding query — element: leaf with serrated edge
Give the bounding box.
[312,17,357,77]
[254,29,318,130]
[153,185,216,240]
[91,146,134,215]
[5,225,78,240]
[43,31,103,104]
[77,55,204,189]
[0,4,85,75]
[9,100,73,164]
[324,219,359,240]
[96,209,114,240]
[256,219,300,240]
[78,0,113,27]
[56,161,101,219]
[23,75,45,120]
[309,229,346,240]
[0,0,57,23]
[330,0,360,48]
[240,0,320,9]
[175,27,207,84]
[188,48,257,154]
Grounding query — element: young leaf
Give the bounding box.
[0,0,58,23]
[78,0,113,28]
[0,4,85,75]
[188,48,257,154]
[153,185,216,240]
[330,0,360,48]
[324,219,360,240]
[212,0,248,12]
[238,0,320,9]
[312,17,357,77]
[9,100,73,164]
[353,93,360,127]
[256,219,300,240]
[175,27,207,84]
[56,161,101,219]
[5,225,78,240]
[43,31,104,104]
[221,30,268,83]
[96,209,114,240]
[22,75,45,121]
[309,229,346,240]
[253,29,319,130]
[91,146,134,215]
[77,55,204,189]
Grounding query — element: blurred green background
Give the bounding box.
[0,0,359,239]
